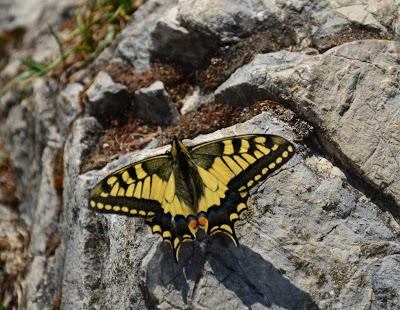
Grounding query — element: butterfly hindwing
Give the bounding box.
[205,190,248,244]
[146,213,195,261]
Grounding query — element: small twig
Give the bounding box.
[48,24,65,62]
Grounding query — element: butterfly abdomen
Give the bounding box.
[172,138,205,214]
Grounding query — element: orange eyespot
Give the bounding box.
[197,216,207,227]
[189,219,198,230]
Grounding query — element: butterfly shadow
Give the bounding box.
[144,235,319,309]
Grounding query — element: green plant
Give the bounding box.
[0,0,142,97]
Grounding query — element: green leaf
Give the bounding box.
[120,0,133,13]
[14,70,37,81]
[76,10,85,33]
[21,58,47,73]
[102,27,116,45]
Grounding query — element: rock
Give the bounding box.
[310,12,354,51]
[4,100,41,221]
[311,1,397,50]
[61,117,160,309]
[177,0,266,42]
[339,253,400,308]
[0,0,77,79]
[134,80,179,125]
[150,7,216,67]
[0,204,30,309]
[215,40,400,207]
[215,51,309,105]
[116,0,177,72]
[180,87,213,115]
[85,71,130,124]
[2,0,400,309]
[0,0,76,33]
[395,17,400,40]
[176,0,397,49]
[28,146,62,256]
[31,79,62,148]
[2,77,74,309]
[334,5,386,31]
[0,90,20,117]
[57,83,84,139]
[367,0,399,28]
[3,78,67,310]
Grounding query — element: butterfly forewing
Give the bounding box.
[190,134,295,191]
[88,154,172,218]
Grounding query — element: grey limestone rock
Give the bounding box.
[0,204,30,309]
[61,117,161,309]
[180,87,213,115]
[134,81,179,125]
[57,83,84,139]
[334,5,387,31]
[177,0,272,42]
[24,146,64,310]
[116,0,177,72]
[3,78,68,310]
[150,6,217,67]
[216,40,400,207]
[151,0,399,59]
[0,0,76,33]
[85,71,130,124]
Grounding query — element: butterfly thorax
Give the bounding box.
[171,138,204,213]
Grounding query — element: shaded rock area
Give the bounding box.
[134,80,179,125]
[85,71,130,124]
[0,0,399,309]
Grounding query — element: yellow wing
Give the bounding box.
[88,154,172,217]
[190,134,295,242]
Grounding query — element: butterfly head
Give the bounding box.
[171,137,190,161]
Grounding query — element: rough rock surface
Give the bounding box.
[134,81,179,125]
[115,0,178,72]
[1,0,400,309]
[85,71,130,124]
[215,40,400,207]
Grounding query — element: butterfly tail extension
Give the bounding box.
[145,214,195,262]
[205,190,247,246]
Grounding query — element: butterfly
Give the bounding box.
[88,134,295,261]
